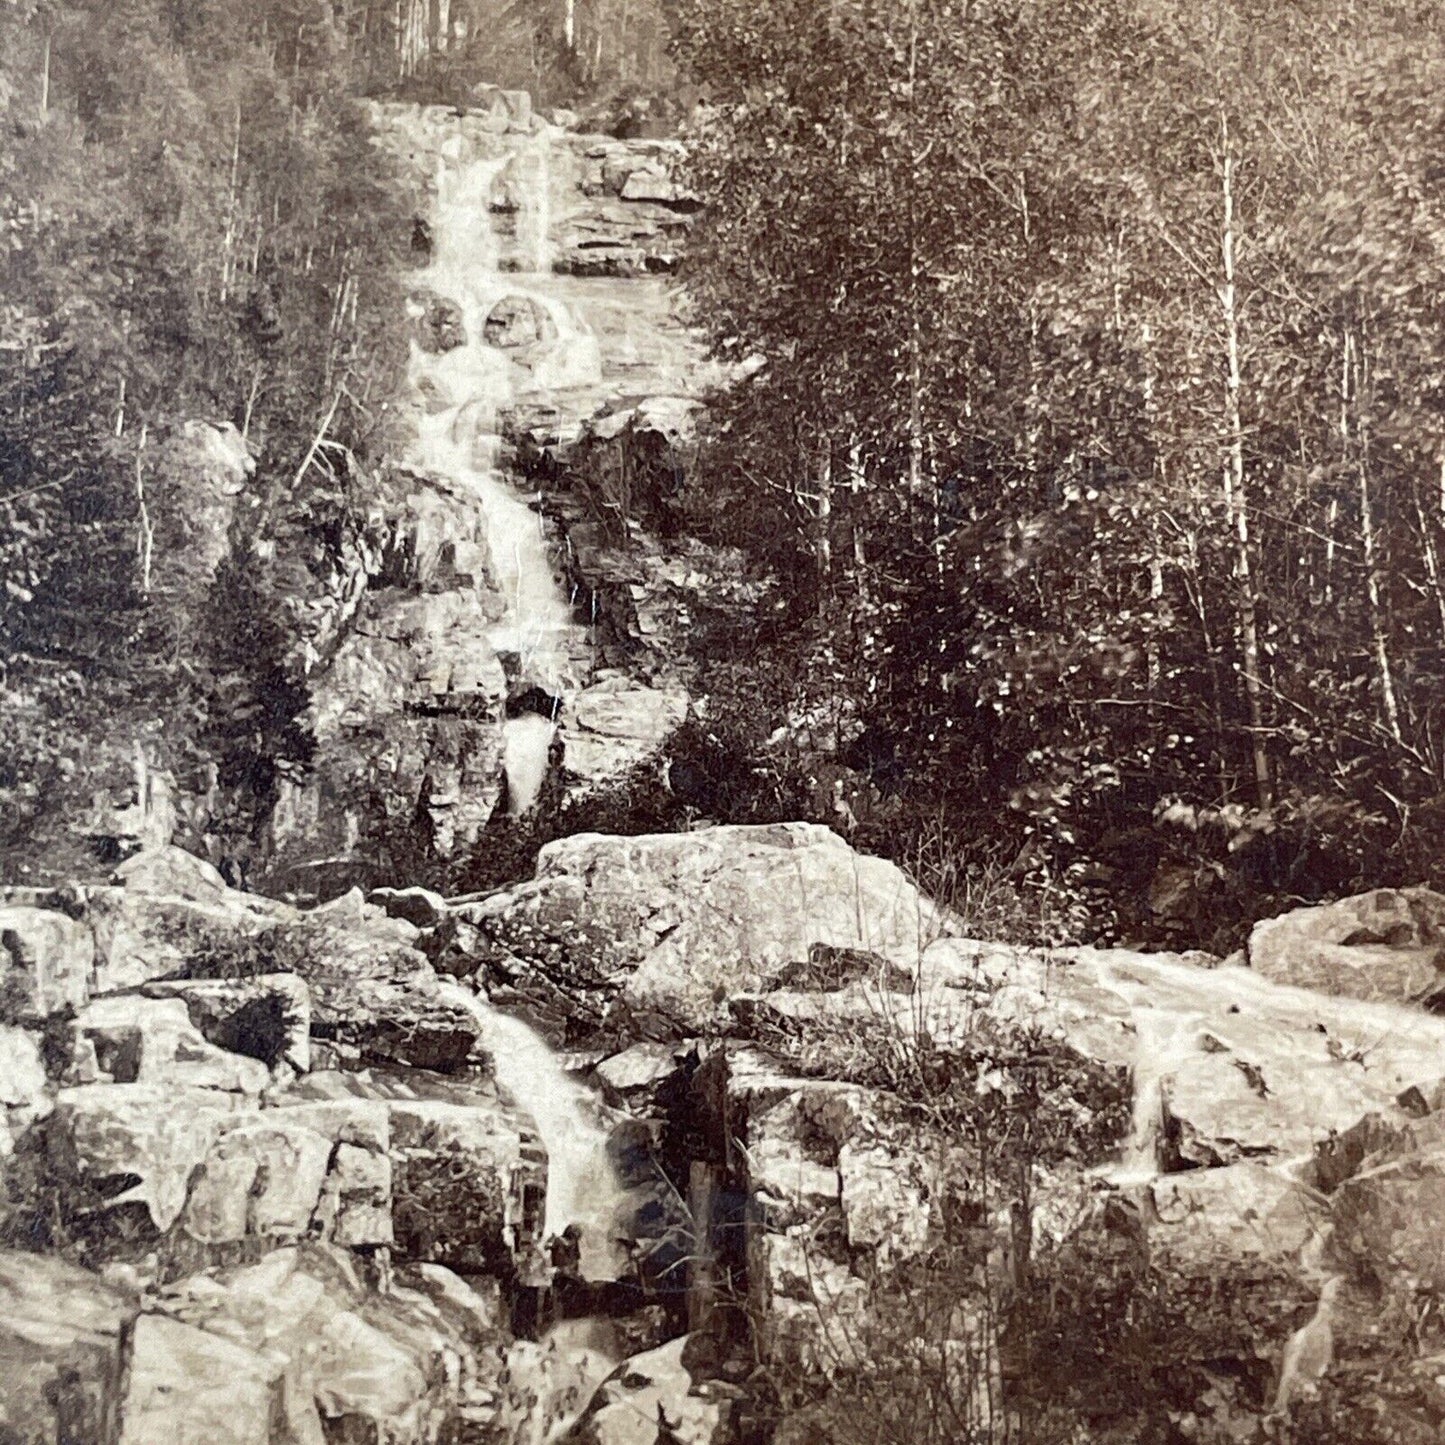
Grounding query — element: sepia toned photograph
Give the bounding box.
[2,1,1444,1440]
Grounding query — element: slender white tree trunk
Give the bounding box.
[134,426,153,595]
[1343,328,1404,745]
[1218,113,1271,805]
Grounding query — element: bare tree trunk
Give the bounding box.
[1323,495,1339,604]
[242,367,263,442]
[1139,321,1166,703]
[1184,524,1231,798]
[1343,328,1404,745]
[1218,113,1271,805]
[816,444,833,606]
[686,1163,720,1334]
[905,0,924,501]
[134,426,153,596]
[1416,475,1445,638]
[220,105,242,305]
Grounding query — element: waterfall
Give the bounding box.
[528,134,554,276]
[409,135,598,813]
[437,982,627,1282]
[1110,1007,1176,1183]
[503,714,557,816]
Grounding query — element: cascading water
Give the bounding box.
[1094,948,1445,1184]
[409,137,599,813]
[436,979,627,1283]
[387,110,716,1438]
[410,134,633,1434]
[1108,1006,1187,1184]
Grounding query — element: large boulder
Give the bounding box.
[1332,1141,1445,1292]
[412,289,467,353]
[136,1245,507,1442]
[1147,1164,1324,1271]
[82,860,481,1075]
[44,1079,396,1257]
[0,1238,521,1443]
[113,845,232,902]
[0,905,95,1019]
[67,995,271,1095]
[280,1069,547,1276]
[181,1117,334,1246]
[272,1098,394,1248]
[84,887,279,994]
[619,163,701,209]
[484,294,557,351]
[0,1025,49,1154]
[119,1313,278,1445]
[299,917,486,1073]
[561,681,688,791]
[567,1336,731,1445]
[47,1083,243,1237]
[140,973,312,1074]
[1249,887,1445,1004]
[0,1252,135,1444]
[922,939,1445,1170]
[182,1098,395,1251]
[461,825,945,1041]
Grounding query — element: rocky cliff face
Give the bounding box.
[260,100,729,897]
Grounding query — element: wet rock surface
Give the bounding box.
[10,828,1445,1440]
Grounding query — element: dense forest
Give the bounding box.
[374,0,677,103]
[667,0,1445,946]
[0,0,406,874]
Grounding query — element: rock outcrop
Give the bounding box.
[12,816,1445,1440]
[0,1244,509,1445]
[1248,885,1445,1005]
[683,914,1445,1432]
[262,104,721,892]
[2,846,547,1261]
[450,823,945,1043]
[566,1336,734,1445]
[560,678,689,791]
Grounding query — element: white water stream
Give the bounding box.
[409,140,599,812]
[411,134,630,1429]
[436,978,626,1283]
[474,997,624,1281]
[1089,947,1445,1183]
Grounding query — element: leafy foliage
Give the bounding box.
[0,0,410,876]
[671,0,1445,946]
